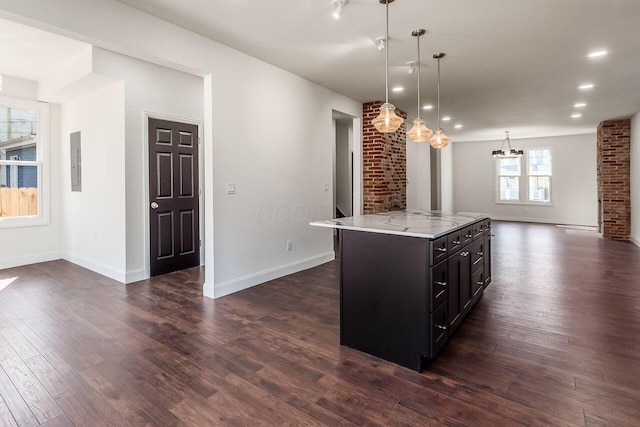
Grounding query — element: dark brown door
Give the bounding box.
[148,118,200,277]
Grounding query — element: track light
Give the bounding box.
[375,37,387,51]
[407,61,417,74]
[331,0,345,19]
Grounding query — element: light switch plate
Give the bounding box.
[226,183,236,194]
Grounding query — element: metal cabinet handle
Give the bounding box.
[477,252,483,256]
[151,202,159,209]
[476,281,484,286]
[435,289,446,299]
[436,247,447,252]
[465,234,473,238]
[460,251,469,257]
[434,281,447,286]
[435,325,447,330]
[452,240,461,244]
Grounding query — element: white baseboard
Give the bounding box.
[488,215,597,227]
[62,251,126,283]
[211,251,336,299]
[125,268,147,284]
[0,251,62,270]
[631,236,640,247]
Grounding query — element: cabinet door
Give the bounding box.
[484,233,492,287]
[448,249,470,331]
[430,301,448,357]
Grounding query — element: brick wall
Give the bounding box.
[362,101,407,214]
[597,119,631,240]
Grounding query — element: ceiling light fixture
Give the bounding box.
[331,0,346,19]
[574,102,587,108]
[407,61,417,74]
[430,53,450,149]
[588,50,608,58]
[406,29,433,143]
[492,131,523,158]
[579,83,594,90]
[371,0,403,133]
[375,36,387,51]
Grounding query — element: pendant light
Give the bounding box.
[492,131,524,158]
[430,53,450,148]
[406,29,433,142]
[371,0,403,133]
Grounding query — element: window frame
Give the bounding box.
[495,146,554,206]
[0,96,50,228]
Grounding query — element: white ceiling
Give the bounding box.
[0,18,88,83]
[111,0,640,141]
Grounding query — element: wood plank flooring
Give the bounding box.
[1,221,640,426]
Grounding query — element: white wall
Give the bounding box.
[92,47,204,282]
[631,112,640,246]
[406,140,431,210]
[61,82,127,280]
[335,121,352,216]
[441,143,454,212]
[0,75,62,269]
[0,0,362,298]
[453,133,597,226]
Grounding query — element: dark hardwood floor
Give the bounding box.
[1,221,640,426]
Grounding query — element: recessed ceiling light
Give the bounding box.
[579,83,594,90]
[572,113,582,118]
[442,116,451,121]
[574,102,587,108]
[454,124,463,129]
[588,50,608,58]
[392,86,403,92]
[422,104,433,110]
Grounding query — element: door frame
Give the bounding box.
[143,111,204,280]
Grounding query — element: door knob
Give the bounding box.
[151,202,159,209]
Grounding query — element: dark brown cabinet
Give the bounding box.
[340,217,492,371]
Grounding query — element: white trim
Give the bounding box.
[490,214,596,227]
[211,251,336,299]
[0,251,61,270]
[125,268,147,284]
[495,146,555,206]
[62,251,126,283]
[631,236,640,247]
[142,111,203,281]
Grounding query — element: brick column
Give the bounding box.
[362,101,407,214]
[597,119,631,240]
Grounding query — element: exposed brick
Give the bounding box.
[597,119,631,240]
[361,101,408,214]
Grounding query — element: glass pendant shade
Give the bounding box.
[430,128,450,149]
[407,118,433,142]
[372,102,403,133]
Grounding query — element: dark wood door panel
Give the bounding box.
[149,118,200,277]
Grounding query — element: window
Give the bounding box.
[496,148,552,205]
[0,96,49,228]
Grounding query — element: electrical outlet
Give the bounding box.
[286,240,292,251]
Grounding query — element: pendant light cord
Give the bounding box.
[437,57,441,130]
[416,35,421,119]
[385,0,389,104]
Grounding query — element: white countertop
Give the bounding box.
[310,209,488,239]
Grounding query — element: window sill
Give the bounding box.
[0,216,50,229]
[496,201,555,207]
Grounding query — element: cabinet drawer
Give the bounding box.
[483,218,491,235]
[430,301,448,357]
[470,238,484,270]
[472,265,485,298]
[447,228,464,253]
[430,260,448,311]
[461,226,473,245]
[431,235,448,265]
[472,221,485,240]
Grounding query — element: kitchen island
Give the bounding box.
[311,210,492,371]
